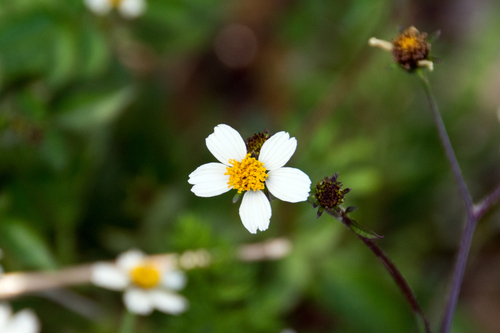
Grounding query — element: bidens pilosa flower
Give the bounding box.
[91,249,188,316]
[188,124,311,234]
[369,26,434,72]
[0,303,40,333]
[84,0,146,19]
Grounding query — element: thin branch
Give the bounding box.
[417,73,487,333]
[474,183,500,220]
[418,73,473,214]
[439,214,477,333]
[325,209,431,333]
[441,184,500,333]
[358,236,431,333]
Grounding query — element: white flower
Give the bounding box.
[91,249,188,316]
[0,303,40,333]
[0,248,3,279]
[188,124,311,234]
[84,0,146,19]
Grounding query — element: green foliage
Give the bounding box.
[1,0,499,332]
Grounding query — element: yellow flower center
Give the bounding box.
[110,0,122,8]
[130,263,161,289]
[225,153,268,193]
[399,36,418,50]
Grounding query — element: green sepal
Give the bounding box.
[316,207,324,218]
[307,193,318,207]
[232,192,243,204]
[427,30,441,44]
[345,206,357,213]
[348,219,383,239]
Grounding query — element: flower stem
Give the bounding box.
[417,72,494,333]
[440,185,500,333]
[417,72,473,214]
[439,214,477,333]
[474,183,500,220]
[358,236,431,333]
[119,310,136,333]
[325,209,431,333]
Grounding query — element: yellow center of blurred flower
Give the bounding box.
[130,263,161,289]
[399,36,418,50]
[110,0,122,7]
[225,153,268,193]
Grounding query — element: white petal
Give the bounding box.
[118,0,146,18]
[0,303,12,330]
[84,0,112,15]
[188,163,231,197]
[266,167,311,203]
[116,249,145,272]
[151,290,188,315]
[206,124,246,166]
[162,270,187,291]
[5,309,40,333]
[259,132,297,171]
[123,288,154,315]
[91,263,129,290]
[239,191,272,234]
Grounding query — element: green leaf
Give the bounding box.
[77,24,110,79]
[56,87,135,131]
[0,219,57,270]
[349,219,383,239]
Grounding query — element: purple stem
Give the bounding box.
[474,184,500,220]
[439,213,476,333]
[325,209,431,333]
[441,185,500,333]
[418,73,500,333]
[419,74,473,214]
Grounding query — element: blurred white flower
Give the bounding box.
[0,303,40,333]
[280,329,297,333]
[84,0,146,19]
[91,249,188,315]
[188,124,311,234]
[0,248,3,278]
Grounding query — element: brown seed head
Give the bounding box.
[392,26,430,71]
[315,175,347,210]
[246,131,269,158]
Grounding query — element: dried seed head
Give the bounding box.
[314,174,349,211]
[391,26,431,71]
[246,131,269,158]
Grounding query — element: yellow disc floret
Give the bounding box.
[398,36,418,50]
[110,0,123,8]
[225,153,268,193]
[391,26,430,71]
[130,263,161,289]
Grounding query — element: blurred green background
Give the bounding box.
[1,0,500,332]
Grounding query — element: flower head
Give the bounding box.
[0,303,40,333]
[369,26,434,72]
[84,0,146,19]
[188,124,311,234]
[91,249,188,316]
[310,173,350,218]
[246,131,269,158]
